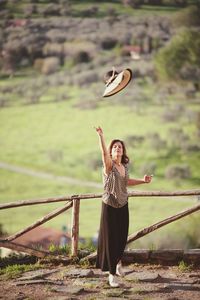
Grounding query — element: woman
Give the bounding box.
[95,126,152,287]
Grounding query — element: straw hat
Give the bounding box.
[103,67,132,97]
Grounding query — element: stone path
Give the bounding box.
[0,264,200,300]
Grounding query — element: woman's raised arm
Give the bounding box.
[94,126,112,175]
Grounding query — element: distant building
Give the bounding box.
[121,45,141,60]
[0,225,86,257]
[13,226,71,251]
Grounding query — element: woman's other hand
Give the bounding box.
[143,174,153,183]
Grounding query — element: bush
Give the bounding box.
[181,143,200,153]
[87,156,102,171]
[123,0,143,8]
[41,57,60,75]
[180,64,200,82]
[168,128,190,148]
[101,37,118,50]
[165,164,191,179]
[42,4,61,17]
[173,5,200,27]
[140,162,157,175]
[33,58,44,72]
[148,133,167,151]
[81,6,99,17]
[125,134,145,147]
[155,29,200,82]
[0,0,7,9]
[73,51,91,64]
[161,109,178,122]
[72,70,98,86]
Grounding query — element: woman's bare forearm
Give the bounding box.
[128,175,153,186]
[127,178,145,186]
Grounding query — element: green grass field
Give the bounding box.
[0,79,199,248]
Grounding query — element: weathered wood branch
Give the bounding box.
[71,199,80,256]
[0,240,48,258]
[0,194,102,210]
[127,203,200,244]
[0,189,199,210]
[128,189,200,197]
[5,201,73,241]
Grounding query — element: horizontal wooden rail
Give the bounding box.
[1,189,200,258]
[0,240,48,258]
[0,194,102,210]
[128,189,200,197]
[4,201,73,242]
[0,189,199,210]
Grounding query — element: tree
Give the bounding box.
[155,29,200,82]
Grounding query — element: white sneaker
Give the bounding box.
[103,271,109,275]
[108,274,119,288]
[116,262,125,277]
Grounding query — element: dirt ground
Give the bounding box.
[0,263,200,300]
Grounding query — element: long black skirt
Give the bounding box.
[96,202,129,275]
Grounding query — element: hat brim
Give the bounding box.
[103,68,132,97]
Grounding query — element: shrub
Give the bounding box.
[87,157,102,171]
[178,260,193,272]
[72,70,99,86]
[41,57,60,75]
[148,133,167,151]
[181,143,200,153]
[161,109,178,123]
[125,134,144,147]
[101,37,118,50]
[168,128,190,148]
[0,223,7,237]
[81,6,99,17]
[33,58,44,72]
[165,164,191,179]
[43,42,64,57]
[173,5,200,27]
[46,29,67,43]
[180,64,200,82]
[47,150,63,163]
[140,162,157,175]
[155,29,200,82]
[42,4,61,17]
[122,0,143,8]
[0,0,7,9]
[23,4,37,17]
[196,111,200,137]
[73,51,91,64]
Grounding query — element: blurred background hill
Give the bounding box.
[0,0,200,250]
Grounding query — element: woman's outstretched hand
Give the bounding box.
[94,126,103,136]
[143,174,153,183]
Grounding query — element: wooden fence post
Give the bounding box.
[71,198,80,256]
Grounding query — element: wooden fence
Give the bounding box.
[0,189,200,260]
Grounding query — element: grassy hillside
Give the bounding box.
[0,78,199,247]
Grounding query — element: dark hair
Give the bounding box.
[108,139,129,164]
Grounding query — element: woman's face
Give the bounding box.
[111,141,123,159]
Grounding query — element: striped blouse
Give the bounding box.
[102,162,129,208]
